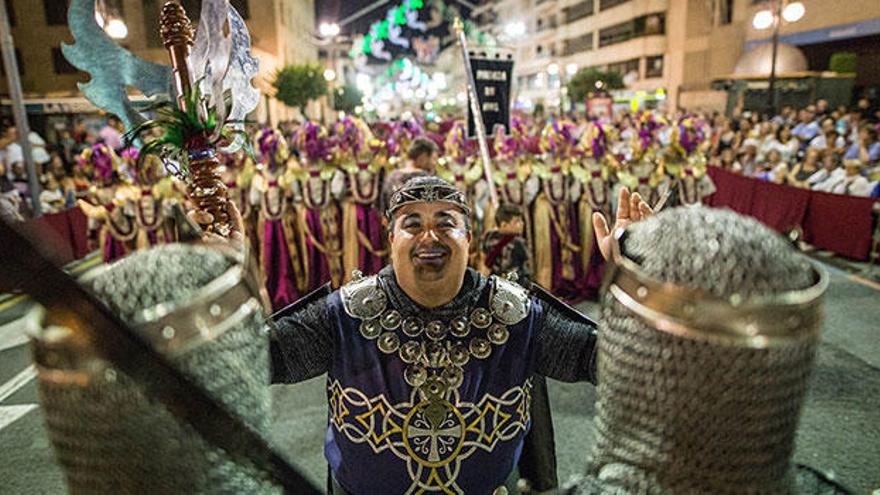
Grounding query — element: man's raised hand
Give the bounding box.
[592,187,653,261]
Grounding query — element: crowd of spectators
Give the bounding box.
[707,98,880,198]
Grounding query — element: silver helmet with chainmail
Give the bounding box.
[570,207,837,494]
[31,244,281,494]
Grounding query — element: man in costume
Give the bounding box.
[253,127,304,311]
[268,175,653,494]
[337,117,389,282]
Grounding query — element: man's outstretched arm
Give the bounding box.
[269,287,335,384]
[532,289,599,384]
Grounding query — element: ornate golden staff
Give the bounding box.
[160,1,231,236]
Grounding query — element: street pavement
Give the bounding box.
[0,261,878,494]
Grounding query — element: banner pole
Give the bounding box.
[454,17,498,207]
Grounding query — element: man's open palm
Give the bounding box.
[593,187,653,261]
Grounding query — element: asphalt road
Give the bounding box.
[0,261,878,494]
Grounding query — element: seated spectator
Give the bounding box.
[836,160,873,196]
[808,151,843,190]
[738,138,760,175]
[764,149,789,184]
[809,119,845,153]
[792,108,820,147]
[787,147,821,188]
[714,147,742,173]
[774,124,799,163]
[39,174,66,214]
[843,125,880,164]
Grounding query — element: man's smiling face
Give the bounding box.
[389,202,471,284]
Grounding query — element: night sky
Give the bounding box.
[315,0,389,35]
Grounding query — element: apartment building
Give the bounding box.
[0,0,317,126]
[473,0,880,112]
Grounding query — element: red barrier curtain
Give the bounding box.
[706,166,877,261]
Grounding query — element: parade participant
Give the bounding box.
[294,121,345,290]
[379,136,437,217]
[337,117,389,282]
[489,120,539,247]
[438,121,486,266]
[221,150,259,258]
[252,127,305,310]
[665,117,715,205]
[131,151,172,248]
[575,120,615,298]
[76,143,139,262]
[268,175,652,494]
[532,120,588,300]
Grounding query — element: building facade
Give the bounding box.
[473,0,880,112]
[0,0,317,127]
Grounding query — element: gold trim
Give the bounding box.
[605,229,828,348]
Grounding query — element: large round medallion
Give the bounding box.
[381,310,402,330]
[470,308,492,329]
[359,319,381,340]
[402,317,422,337]
[404,364,427,387]
[449,342,470,367]
[399,340,422,364]
[377,332,400,354]
[442,366,464,389]
[487,323,509,345]
[450,317,470,338]
[425,320,447,342]
[401,398,466,468]
[469,337,492,359]
[343,280,387,319]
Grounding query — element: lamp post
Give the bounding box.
[753,1,805,115]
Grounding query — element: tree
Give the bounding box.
[272,63,328,116]
[333,84,363,114]
[566,68,625,103]
[829,52,857,74]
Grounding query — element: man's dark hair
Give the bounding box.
[495,204,523,225]
[406,137,438,161]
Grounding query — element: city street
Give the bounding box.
[0,259,877,494]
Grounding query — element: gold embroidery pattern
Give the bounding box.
[327,379,532,494]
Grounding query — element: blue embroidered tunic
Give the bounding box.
[271,267,598,494]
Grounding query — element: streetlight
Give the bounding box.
[319,22,340,38]
[323,68,336,81]
[753,1,805,115]
[105,18,128,39]
[504,21,526,39]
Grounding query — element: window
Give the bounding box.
[43,0,68,26]
[563,32,593,56]
[52,47,77,74]
[600,0,630,11]
[607,58,639,79]
[645,55,663,78]
[564,0,593,23]
[720,0,734,25]
[598,13,665,47]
